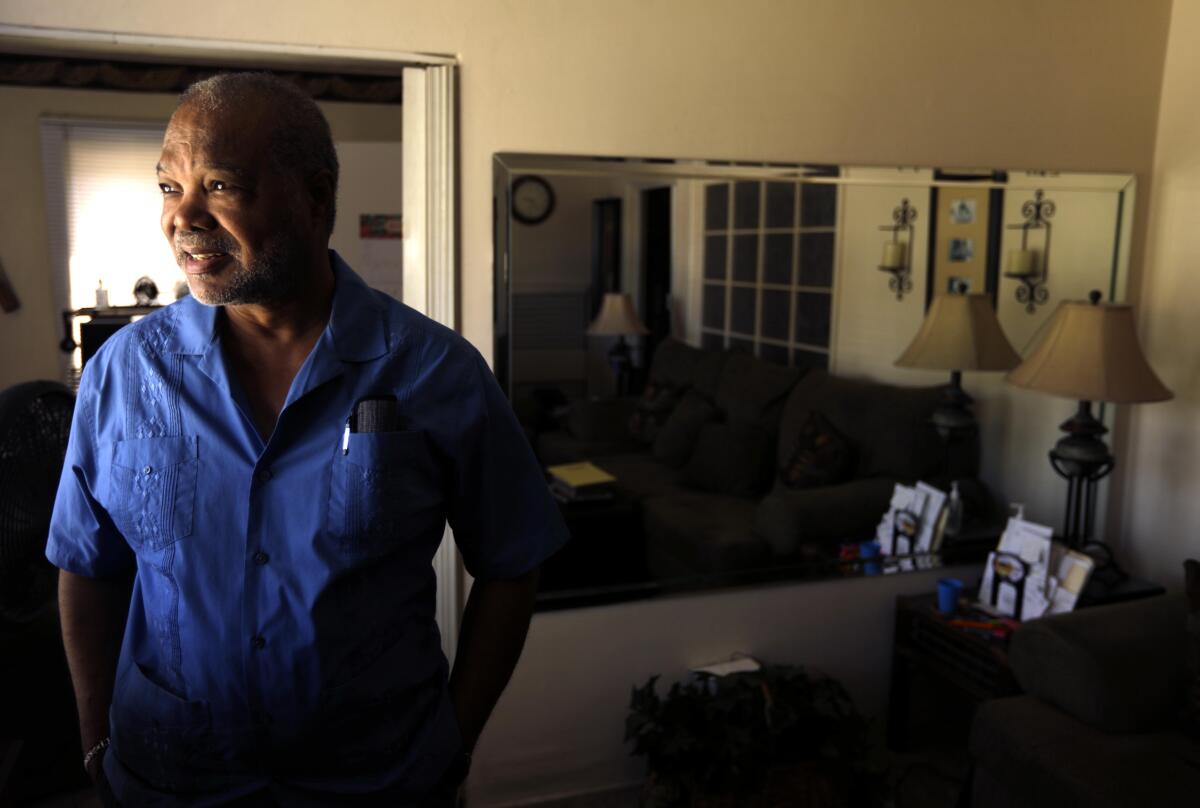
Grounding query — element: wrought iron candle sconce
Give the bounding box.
[1005,189,1055,313]
[879,198,917,300]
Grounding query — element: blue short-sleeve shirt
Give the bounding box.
[46,253,569,804]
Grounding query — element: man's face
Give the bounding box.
[158,103,313,306]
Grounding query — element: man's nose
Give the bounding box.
[172,187,216,232]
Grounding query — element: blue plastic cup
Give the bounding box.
[937,577,964,614]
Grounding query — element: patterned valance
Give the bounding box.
[0,53,403,104]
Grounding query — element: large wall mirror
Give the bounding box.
[493,153,1135,610]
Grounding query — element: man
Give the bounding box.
[47,72,568,806]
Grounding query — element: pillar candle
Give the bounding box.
[1006,248,1038,276]
[882,241,907,269]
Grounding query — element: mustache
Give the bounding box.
[174,236,239,256]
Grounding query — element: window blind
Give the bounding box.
[40,119,177,313]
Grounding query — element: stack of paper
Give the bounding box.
[977,517,1095,619]
[876,481,950,556]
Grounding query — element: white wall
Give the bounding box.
[0,1,1176,804]
[1122,0,1200,588]
[477,562,981,806]
[331,142,405,301]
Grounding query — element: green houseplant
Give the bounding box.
[625,664,883,808]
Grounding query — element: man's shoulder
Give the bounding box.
[369,287,481,369]
[84,301,190,371]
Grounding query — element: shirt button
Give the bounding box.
[256,468,273,483]
[252,635,266,650]
[143,465,153,475]
[253,551,269,566]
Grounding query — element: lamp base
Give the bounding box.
[1048,400,1115,550]
[931,371,976,436]
[607,336,633,397]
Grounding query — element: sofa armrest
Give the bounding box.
[563,396,638,442]
[752,477,895,555]
[1009,593,1189,733]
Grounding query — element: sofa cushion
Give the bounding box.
[1008,593,1189,733]
[970,695,1200,808]
[628,381,682,444]
[1184,559,1200,737]
[754,477,895,555]
[714,351,804,427]
[647,338,727,399]
[681,421,774,498]
[778,410,855,489]
[777,369,942,481]
[652,389,718,468]
[641,491,766,576]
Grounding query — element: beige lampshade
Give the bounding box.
[1006,299,1172,403]
[587,292,649,337]
[895,293,1020,372]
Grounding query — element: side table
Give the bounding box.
[887,593,1018,753]
[887,574,1166,752]
[539,491,649,594]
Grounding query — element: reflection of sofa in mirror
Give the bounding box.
[530,338,993,577]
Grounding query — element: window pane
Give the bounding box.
[731,287,756,336]
[799,232,835,287]
[705,182,730,231]
[734,181,761,229]
[703,284,726,330]
[732,234,758,282]
[794,291,831,347]
[765,182,796,228]
[763,233,793,285]
[705,235,728,280]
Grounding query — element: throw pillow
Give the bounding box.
[1184,559,1200,737]
[628,381,682,444]
[652,389,718,468]
[778,410,855,489]
[681,421,774,498]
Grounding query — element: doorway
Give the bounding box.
[640,185,672,375]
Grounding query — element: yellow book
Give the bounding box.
[546,461,616,490]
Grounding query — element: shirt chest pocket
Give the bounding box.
[329,430,444,554]
[109,435,199,552]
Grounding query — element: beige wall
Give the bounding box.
[1123,0,1200,588]
[0,1,1176,804]
[0,84,400,388]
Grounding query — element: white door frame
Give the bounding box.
[0,23,463,662]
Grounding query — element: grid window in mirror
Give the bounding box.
[701,177,836,368]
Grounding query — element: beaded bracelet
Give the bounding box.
[83,736,110,773]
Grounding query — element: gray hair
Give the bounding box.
[178,72,339,235]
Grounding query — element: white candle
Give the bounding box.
[882,241,907,269]
[1007,248,1038,275]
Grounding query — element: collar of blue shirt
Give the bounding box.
[161,250,390,364]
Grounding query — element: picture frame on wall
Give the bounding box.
[925,170,1006,308]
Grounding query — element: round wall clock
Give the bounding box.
[511,175,556,225]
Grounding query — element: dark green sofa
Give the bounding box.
[533,338,986,577]
[969,593,1199,808]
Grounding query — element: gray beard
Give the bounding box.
[185,239,303,307]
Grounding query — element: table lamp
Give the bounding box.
[587,292,649,396]
[895,287,1020,436]
[1006,290,1172,550]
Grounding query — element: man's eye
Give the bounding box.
[210,180,228,191]
[159,183,177,194]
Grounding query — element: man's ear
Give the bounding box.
[307,169,336,232]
